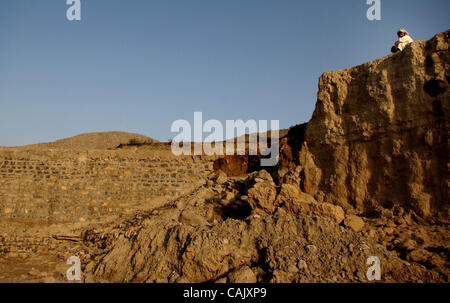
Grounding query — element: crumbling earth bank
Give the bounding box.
[303,31,449,221]
[81,172,443,283]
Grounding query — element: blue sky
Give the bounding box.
[0,0,449,145]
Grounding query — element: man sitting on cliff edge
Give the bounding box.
[391,29,414,53]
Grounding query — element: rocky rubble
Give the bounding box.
[79,170,444,282]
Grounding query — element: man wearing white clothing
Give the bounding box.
[391,29,414,53]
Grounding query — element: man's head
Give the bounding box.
[397,29,409,37]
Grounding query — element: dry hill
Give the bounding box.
[1,131,158,150]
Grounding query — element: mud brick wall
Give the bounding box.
[0,149,214,223]
[0,234,52,258]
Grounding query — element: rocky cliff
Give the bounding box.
[300,30,449,222]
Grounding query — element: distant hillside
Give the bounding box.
[1,131,158,150]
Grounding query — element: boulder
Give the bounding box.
[343,215,365,232]
[282,166,303,187]
[215,171,228,185]
[247,182,277,214]
[276,184,345,224]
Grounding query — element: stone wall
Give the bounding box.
[0,149,214,224]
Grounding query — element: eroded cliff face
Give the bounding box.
[303,31,449,222]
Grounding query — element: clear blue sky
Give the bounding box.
[1,0,449,146]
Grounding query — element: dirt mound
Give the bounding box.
[79,172,443,282]
[3,131,158,150]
